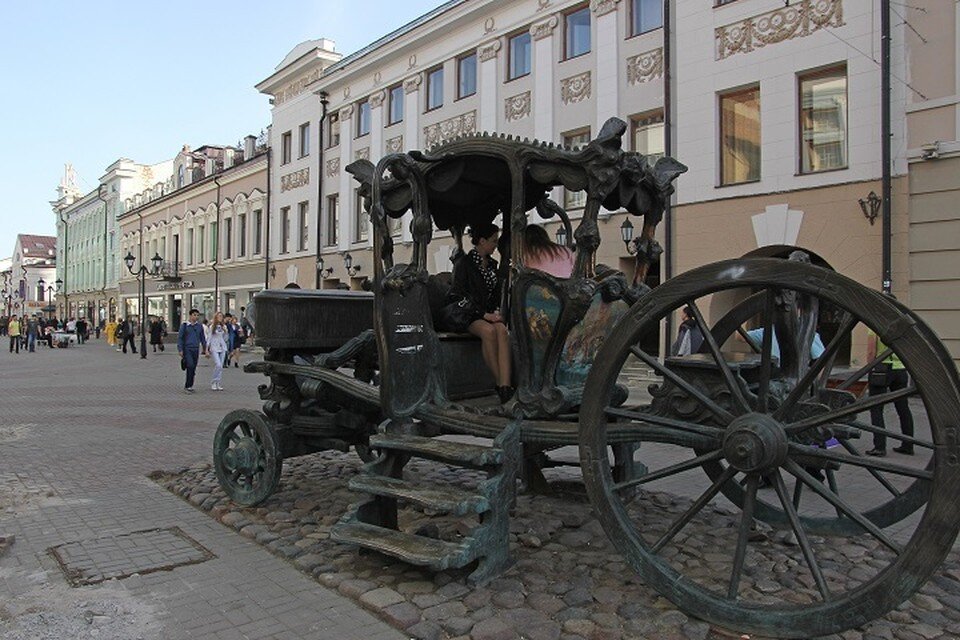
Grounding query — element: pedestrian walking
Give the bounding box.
[120,317,137,354]
[105,318,118,347]
[177,308,207,393]
[25,315,40,353]
[8,316,21,353]
[866,330,915,457]
[207,312,229,391]
[149,316,166,352]
[231,315,245,368]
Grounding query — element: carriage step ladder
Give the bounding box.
[331,421,521,585]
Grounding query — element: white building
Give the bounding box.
[9,234,57,318]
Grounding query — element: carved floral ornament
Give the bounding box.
[626,48,663,85]
[325,158,340,177]
[561,71,591,104]
[386,136,404,153]
[273,69,321,106]
[403,74,422,94]
[423,110,477,148]
[339,104,354,120]
[715,0,845,60]
[355,147,370,161]
[369,90,386,108]
[478,39,501,62]
[590,0,621,16]
[280,168,309,192]
[504,92,531,122]
[530,15,559,41]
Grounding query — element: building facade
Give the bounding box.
[51,159,173,324]
[116,137,268,330]
[9,235,57,318]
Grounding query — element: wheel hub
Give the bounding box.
[231,438,261,475]
[722,413,789,473]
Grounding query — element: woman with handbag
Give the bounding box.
[438,222,513,402]
[207,312,229,391]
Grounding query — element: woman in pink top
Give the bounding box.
[523,225,575,277]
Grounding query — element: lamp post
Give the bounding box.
[343,252,362,277]
[858,191,881,226]
[123,251,163,360]
[621,217,663,287]
[316,255,333,285]
[554,226,567,248]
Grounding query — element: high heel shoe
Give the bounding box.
[496,385,515,404]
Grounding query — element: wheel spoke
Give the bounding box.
[771,470,831,602]
[239,422,252,438]
[788,442,932,480]
[605,406,724,438]
[727,474,759,600]
[651,466,737,553]
[738,326,761,353]
[612,450,724,492]
[824,469,843,518]
[774,313,859,421]
[227,431,240,444]
[784,459,904,554]
[835,348,894,391]
[630,346,735,425]
[791,475,804,509]
[230,469,242,482]
[687,301,751,415]
[845,419,934,450]
[755,290,776,412]
[837,438,902,497]
[785,385,918,434]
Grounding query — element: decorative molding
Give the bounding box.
[280,168,309,192]
[590,0,621,16]
[484,17,495,33]
[325,158,340,177]
[273,69,321,106]
[343,86,351,99]
[408,54,417,69]
[626,48,663,85]
[386,136,404,153]
[478,39,502,62]
[403,74,423,94]
[752,204,803,248]
[423,110,477,148]
[339,104,354,120]
[537,0,552,9]
[369,90,386,108]
[355,147,370,161]
[504,92,531,122]
[560,72,591,104]
[715,0,845,60]
[530,15,559,41]
[373,71,382,85]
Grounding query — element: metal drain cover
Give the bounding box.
[49,526,215,586]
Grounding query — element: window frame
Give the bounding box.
[797,64,848,175]
[325,194,339,247]
[253,209,262,255]
[298,201,309,252]
[562,128,591,210]
[630,110,665,161]
[280,206,291,254]
[387,83,404,125]
[563,4,592,61]
[327,112,341,148]
[718,84,762,186]
[353,190,369,244]
[298,122,310,158]
[457,52,478,100]
[356,99,371,138]
[507,29,532,81]
[628,0,665,38]
[425,65,444,112]
[281,131,292,164]
[224,217,232,259]
[238,213,246,258]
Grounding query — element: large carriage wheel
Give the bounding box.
[579,258,960,637]
[696,290,954,536]
[214,409,283,507]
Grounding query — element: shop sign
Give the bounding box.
[157,280,195,291]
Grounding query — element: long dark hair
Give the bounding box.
[523,224,566,260]
[468,222,499,246]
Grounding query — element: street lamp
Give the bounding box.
[620,218,635,250]
[123,251,163,360]
[343,252,362,277]
[316,255,333,281]
[858,191,881,226]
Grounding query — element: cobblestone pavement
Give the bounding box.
[0,341,404,640]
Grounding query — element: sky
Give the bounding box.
[0,0,446,257]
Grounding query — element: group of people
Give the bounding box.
[176,309,251,393]
[1,314,95,352]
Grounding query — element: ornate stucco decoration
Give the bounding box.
[343,86,351,99]
[355,148,370,161]
[484,18,495,33]
[404,74,423,94]
[369,90,386,108]
[715,0,845,60]
[423,110,477,149]
[561,72,591,104]
[530,15,559,41]
[326,158,340,177]
[373,71,382,85]
[478,39,502,62]
[408,54,417,69]
[280,168,309,192]
[626,48,663,85]
[591,0,621,16]
[537,0,552,9]
[339,105,354,121]
[274,69,322,106]
[504,92,532,122]
[386,136,404,153]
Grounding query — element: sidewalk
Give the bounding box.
[0,341,404,640]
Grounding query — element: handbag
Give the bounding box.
[437,297,479,333]
[868,362,892,388]
[180,356,187,371]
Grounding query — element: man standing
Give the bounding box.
[120,317,137,354]
[8,316,20,353]
[177,308,206,393]
[25,315,40,353]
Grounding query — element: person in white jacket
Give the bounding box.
[207,312,229,391]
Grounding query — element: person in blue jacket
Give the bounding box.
[177,308,207,393]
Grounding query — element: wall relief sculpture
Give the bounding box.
[423,111,477,149]
[626,48,663,85]
[715,0,844,60]
[561,72,591,104]
[504,92,532,122]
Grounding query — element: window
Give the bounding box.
[457,53,477,99]
[253,209,262,254]
[198,225,205,263]
[210,222,218,260]
[238,213,246,257]
[177,165,185,188]
[426,66,444,111]
[357,99,371,137]
[327,113,341,148]
[325,195,339,247]
[631,111,665,161]
[281,131,292,164]
[38,285,44,302]
[720,86,761,185]
[388,84,404,125]
[799,66,847,173]
[298,201,309,251]
[354,190,369,243]
[563,129,591,209]
[280,206,290,254]
[508,31,532,80]
[224,218,232,259]
[564,6,591,59]
[299,122,310,157]
[630,0,663,36]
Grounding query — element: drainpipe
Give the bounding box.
[662,0,674,353]
[213,173,222,311]
[880,0,892,294]
[315,90,329,289]
[264,145,273,290]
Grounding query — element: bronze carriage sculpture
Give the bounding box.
[213,118,960,638]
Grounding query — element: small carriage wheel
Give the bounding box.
[697,292,955,536]
[579,258,960,637]
[213,409,283,507]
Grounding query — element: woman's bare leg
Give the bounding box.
[494,323,511,387]
[468,320,500,385]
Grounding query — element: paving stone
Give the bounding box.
[528,592,566,615]
[338,578,377,598]
[407,619,443,640]
[491,590,525,608]
[421,600,468,621]
[381,601,421,629]
[441,616,475,636]
[360,587,405,610]
[471,616,519,640]
[562,619,595,636]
